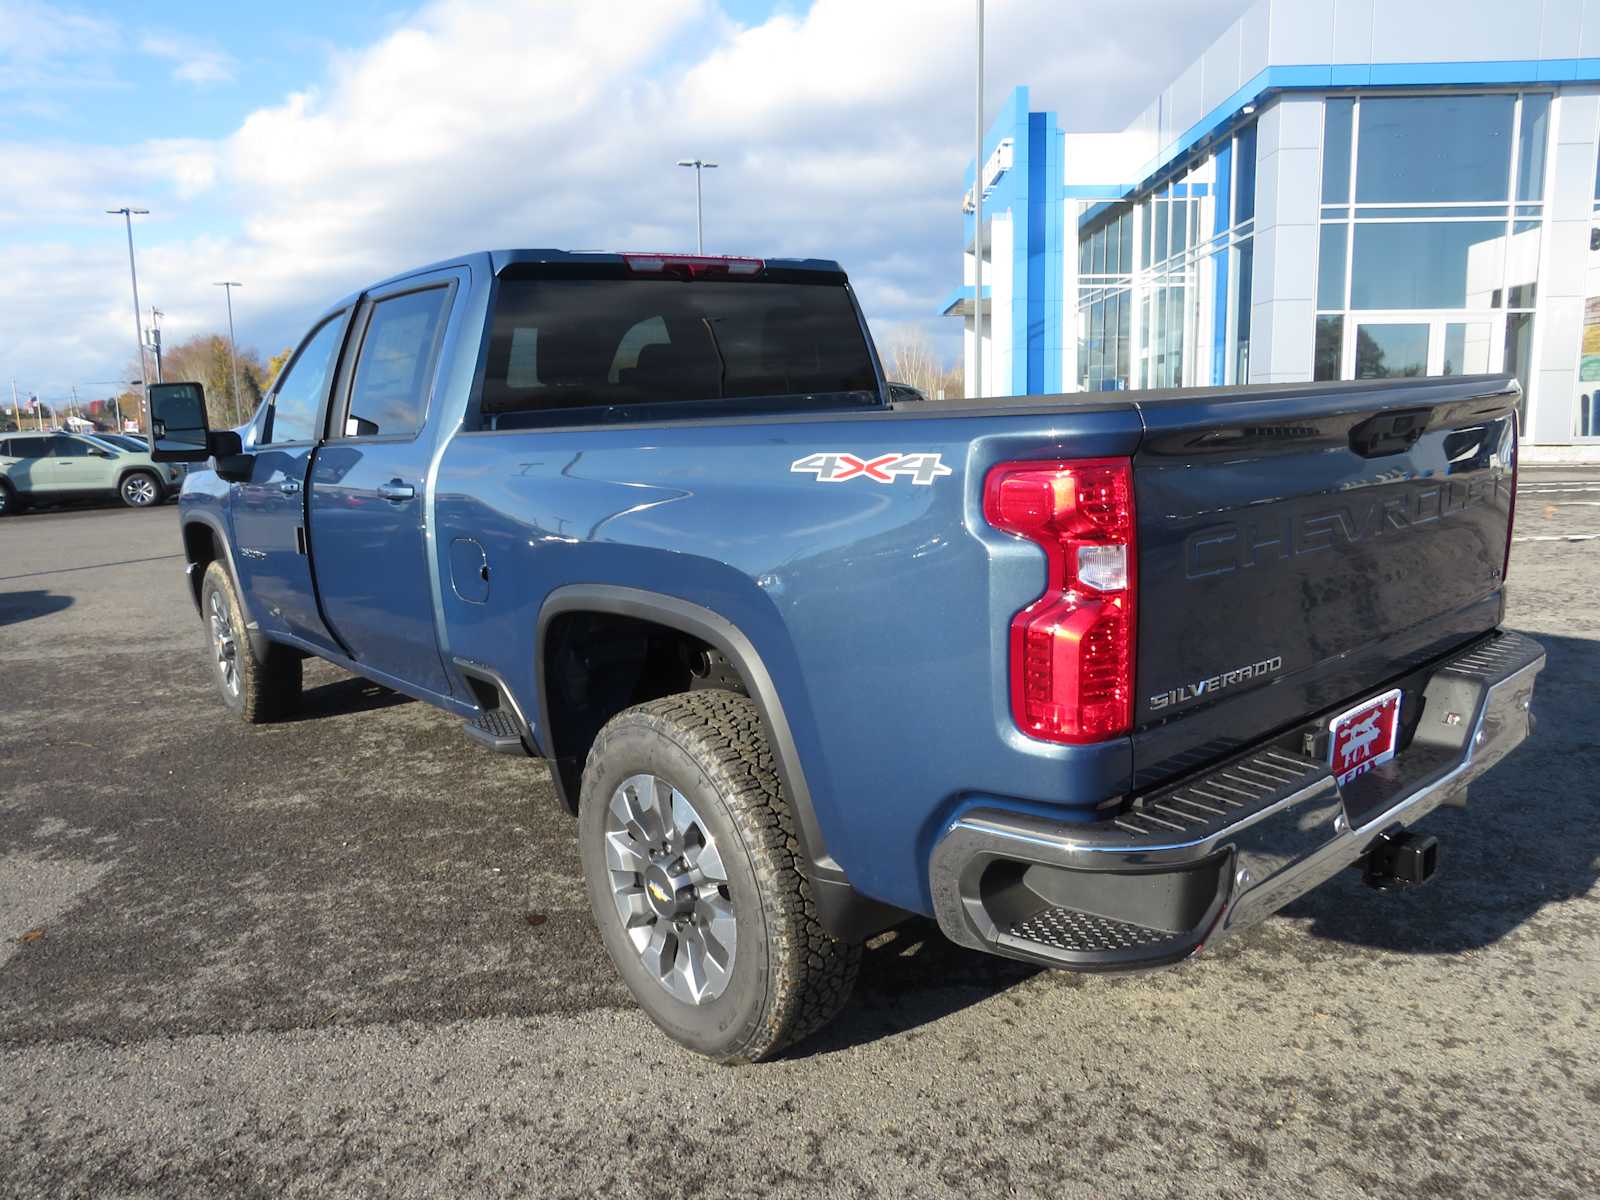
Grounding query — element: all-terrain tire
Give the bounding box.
[200,560,302,722]
[578,689,860,1063]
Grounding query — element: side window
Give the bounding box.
[47,436,90,457]
[7,437,44,459]
[341,287,450,438]
[265,314,347,445]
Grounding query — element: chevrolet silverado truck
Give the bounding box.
[146,249,1543,1063]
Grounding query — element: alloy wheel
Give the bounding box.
[604,773,737,1005]
[208,588,240,699]
[123,476,157,506]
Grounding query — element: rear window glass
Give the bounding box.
[479,276,877,421]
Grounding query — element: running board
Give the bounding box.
[463,707,526,755]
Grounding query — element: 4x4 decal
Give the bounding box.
[790,452,952,486]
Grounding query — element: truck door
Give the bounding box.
[229,310,350,654]
[306,272,459,698]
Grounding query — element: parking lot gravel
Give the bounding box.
[1,475,1597,1199]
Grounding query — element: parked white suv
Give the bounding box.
[0,432,182,515]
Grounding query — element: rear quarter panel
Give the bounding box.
[434,403,1142,914]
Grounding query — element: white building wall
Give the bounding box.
[988,214,1014,397]
[1531,86,1600,444]
[1249,95,1322,383]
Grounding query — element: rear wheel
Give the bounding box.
[0,480,15,517]
[119,471,161,508]
[578,690,860,1063]
[200,560,301,722]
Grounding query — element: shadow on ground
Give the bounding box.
[284,675,415,722]
[0,589,72,626]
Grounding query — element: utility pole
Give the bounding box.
[8,380,18,431]
[148,307,164,382]
[675,159,719,254]
[107,208,151,423]
[214,281,244,424]
[972,0,985,400]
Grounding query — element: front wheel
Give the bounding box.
[578,690,860,1064]
[0,480,16,517]
[200,560,302,722]
[119,471,161,508]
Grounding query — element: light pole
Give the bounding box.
[214,281,244,424]
[972,0,985,400]
[148,307,164,382]
[676,158,718,254]
[107,208,150,420]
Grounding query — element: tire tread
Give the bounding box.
[582,689,859,1063]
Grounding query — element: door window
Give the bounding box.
[1354,324,1430,379]
[341,287,450,438]
[46,436,92,457]
[4,437,47,459]
[265,314,347,445]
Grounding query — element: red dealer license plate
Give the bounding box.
[1329,687,1403,786]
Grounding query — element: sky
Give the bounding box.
[0,0,1244,406]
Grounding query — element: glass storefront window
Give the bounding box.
[1517,94,1551,202]
[1442,322,1491,375]
[1356,95,1515,204]
[1350,221,1506,309]
[1323,98,1354,204]
[1355,323,1430,378]
[1235,123,1257,225]
[1314,315,1343,381]
[1317,224,1347,310]
[1234,238,1253,383]
[1154,197,1169,264]
[1504,312,1534,425]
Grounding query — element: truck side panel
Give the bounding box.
[433,406,1144,916]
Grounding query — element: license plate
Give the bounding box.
[1329,687,1403,786]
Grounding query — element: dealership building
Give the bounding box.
[945,0,1600,458]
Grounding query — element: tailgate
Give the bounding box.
[1129,376,1517,789]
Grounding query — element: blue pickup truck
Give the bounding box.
[147,249,1543,1062]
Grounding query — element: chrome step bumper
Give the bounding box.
[929,631,1546,971]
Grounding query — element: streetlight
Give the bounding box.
[148,307,164,382]
[214,281,245,425]
[972,0,985,400]
[107,208,150,418]
[676,158,718,254]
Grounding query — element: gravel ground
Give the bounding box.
[1,472,1597,1200]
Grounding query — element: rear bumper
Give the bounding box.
[929,630,1545,971]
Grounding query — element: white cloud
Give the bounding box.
[139,31,237,86]
[0,0,1244,396]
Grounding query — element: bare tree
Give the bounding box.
[883,326,948,399]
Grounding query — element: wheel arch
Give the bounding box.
[535,584,905,942]
[181,513,273,662]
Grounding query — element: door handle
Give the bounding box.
[279,480,301,494]
[378,481,415,502]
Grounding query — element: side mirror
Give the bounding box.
[887,381,928,404]
[345,415,380,437]
[147,382,214,462]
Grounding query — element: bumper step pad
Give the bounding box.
[1009,908,1177,955]
[931,630,1546,972]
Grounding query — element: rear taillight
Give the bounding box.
[984,458,1136,744]
[1503,416,1518,581]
